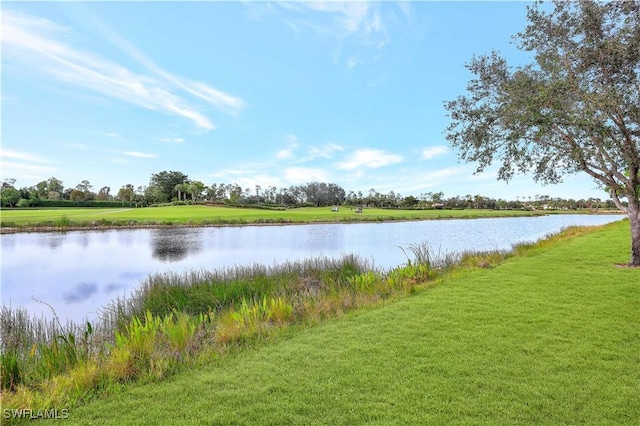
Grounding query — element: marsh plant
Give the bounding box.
[1,247,453,420]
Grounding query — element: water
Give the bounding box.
[0,214,625,323]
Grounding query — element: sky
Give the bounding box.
[1,1,609,201]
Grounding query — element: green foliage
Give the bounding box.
[56,215,71,228]
[160,310,207,355]
[28,321,94,381]
[0,351,22,391]
[148,170,189,203]
[443,0,640,264]
[347,271,379,293]
[0,186,21,207]
[266,297,293,325]
[114,311,160,364]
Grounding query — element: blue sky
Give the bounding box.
[1,1,607,201]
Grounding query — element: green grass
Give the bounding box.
[61,220,638,425]
[0,205,552,228]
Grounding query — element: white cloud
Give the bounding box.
[0,161,55,174]
[284,167,330,183]
[307,143,345,160]
[119,151,157,158]
[276,134,302,160]
[266,1,398,68]
[421,167,465,181]
[160,137,185,144]
[277,149,295,160]
[421,146,449,160]
[0,149,56,181]
[1,10,245,131]
[0,148,50,164]
[336,149,403,170]
[304,2,371,34]
[69,143,90,150]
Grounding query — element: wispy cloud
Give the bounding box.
[119,151,157,158]
[303,2,372,34]
[276,136,344,163]
[160,137,185,144]
[276,134,300,160]
[421,146,449,160]
[265,1,406,67]
[0,148,50,164]
[284,167,330,183]
[0,148,55,180]
[307,143,345,160]
[89,18,246,117]
[1,10,245,131]
[336,149,403,170]
[277,148,295,160]
[69,143,90,151]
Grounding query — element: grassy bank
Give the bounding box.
[3,220,635,424]
[1,247,447,423]
[0,205,559,231]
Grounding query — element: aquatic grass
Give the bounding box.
[160,310,210,357]
[105,255,373,327]
[266,297,294,325]
[347,271,379,293]
[1,351,22,391]
[55,215,71,229]
[112,311,161,378]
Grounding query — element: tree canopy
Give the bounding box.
[444,0,640,266]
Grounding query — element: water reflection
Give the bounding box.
[44,233,68,249]
[150,228,203,262]
[63,282,99,303]
[0,214,625,323]
[104,283,128,294]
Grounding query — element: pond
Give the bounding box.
[0,214,625,323]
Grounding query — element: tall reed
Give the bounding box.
[1,246,465,419]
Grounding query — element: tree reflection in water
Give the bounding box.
[150,228,203,262]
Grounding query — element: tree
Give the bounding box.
[70,189,85,203]
[46,177,64,195]
[174,183,187,202]
[75,180,94,200]
[96,186,111,201]
[226,183,243,205]
[149,171,188,203]
[444,0,640,266]
[187,181,206,202]
[117,185,135,204]
[1,179,20,207]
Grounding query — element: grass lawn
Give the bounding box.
[65,220,639,425]
[0,205,554,228]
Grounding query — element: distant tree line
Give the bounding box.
[0,171,619,211]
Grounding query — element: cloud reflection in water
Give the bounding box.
[63,282,98,303]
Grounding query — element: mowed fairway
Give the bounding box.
[67,220,639,425]
[0,205,548,227]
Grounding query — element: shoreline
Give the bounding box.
[0,213,545,234]
[0,210,623,235]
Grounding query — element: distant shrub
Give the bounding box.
[31,200,129,208]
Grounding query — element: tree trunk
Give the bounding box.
[629,202,640,267]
